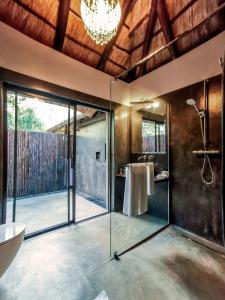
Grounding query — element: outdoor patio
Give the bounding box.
[6,192,107,235]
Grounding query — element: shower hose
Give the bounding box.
[199,114,214,185]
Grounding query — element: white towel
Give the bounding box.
[146,162,155,196]
[123,163,148,217]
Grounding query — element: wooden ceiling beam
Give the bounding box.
[14,0,55,29]
[131,28,162,53]
[129,0,139,12]
[129,13,149,38]
[157,0,178,60]
[70,7,82,20]
[172,0,198,22]
[141,0,158,58]
[138,0,158,77]
[65,34,102,56]
[123,23,130,30]
[97,0,136,71]
[129,0,198,39]
[107,58,127,70]
[114,44,131,55]
[54,0,71,51]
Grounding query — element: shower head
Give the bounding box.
[186,99,196,106]
[186,99,201,114]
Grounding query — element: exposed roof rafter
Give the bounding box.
[13,0,55,29]
[157,0,178,60]
[138,0,158,77]
[107,58,127,70]
[114,44,131,55]
[129,0,198,39]
[97,0,137,71]
[129,13,149,38]
[65,34,102,56]
[54,0,71,51]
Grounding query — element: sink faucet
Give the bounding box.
[148,155,153,162]
[138,155,147,161]
[138,155,154,162]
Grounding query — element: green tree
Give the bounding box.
[7,93,44,131]
[142,120,155,137]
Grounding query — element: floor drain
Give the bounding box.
[113,251,120,261]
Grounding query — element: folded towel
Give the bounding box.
[123,163,148,217]
[146,162,155,196]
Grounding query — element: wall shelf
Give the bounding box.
[192,150,220,155]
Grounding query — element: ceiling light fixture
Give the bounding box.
[145,102,160,109]
[80,0,121,45]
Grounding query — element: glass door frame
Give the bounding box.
[2,83,111,239]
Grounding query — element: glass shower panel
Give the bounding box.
[110,77,169,257]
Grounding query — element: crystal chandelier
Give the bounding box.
[80,0,121,45]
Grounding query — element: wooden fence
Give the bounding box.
[7,130,68,198]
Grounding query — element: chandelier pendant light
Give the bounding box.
[80,0,121,45]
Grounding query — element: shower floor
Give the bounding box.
[1,219,225,300]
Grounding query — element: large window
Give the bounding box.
[142,119,166,153]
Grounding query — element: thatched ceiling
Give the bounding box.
[0,0,224,82]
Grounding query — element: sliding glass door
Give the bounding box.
[6,91,73,235]
[5,88,109,237]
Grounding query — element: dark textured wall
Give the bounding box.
[161,75,223,245]
[112,105,131,211]
[114,105,131,172]
[149,181,169,221]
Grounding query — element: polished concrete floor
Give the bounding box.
[1,218,225,300]
[110,212,167,254]
[0,213,166,300]
[90,227,225,300]
[6,192,107,234]
[0,216,110,300]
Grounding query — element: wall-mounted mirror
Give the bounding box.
[129,99,169,177]
[131,99,167,155]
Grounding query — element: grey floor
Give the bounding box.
[0,216,110,300]
[110,212,167,254]
[6,192,107,234]
[1,217,225,300]
[90,227,225,300]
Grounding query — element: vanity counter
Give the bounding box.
[116,174,169,183]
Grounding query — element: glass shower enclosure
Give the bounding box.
[109,74,170,257]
